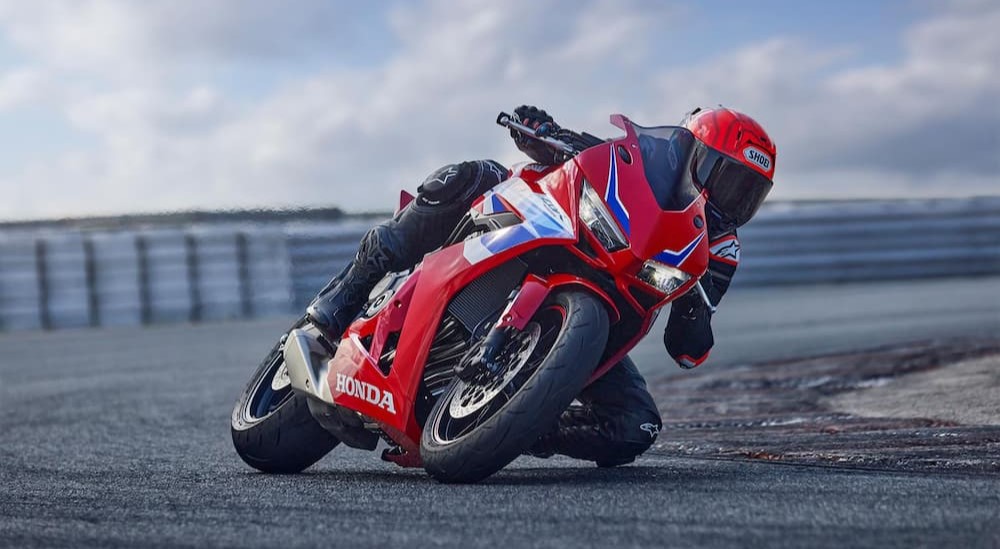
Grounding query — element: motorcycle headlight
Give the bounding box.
[579,181,628,252]
[637,260,690,295]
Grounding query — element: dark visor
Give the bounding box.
[693,143,772,227]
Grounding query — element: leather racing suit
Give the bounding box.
[307,115,740,467]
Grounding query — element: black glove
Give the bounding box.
[511,105,556,135]
[663,288,713,368]
[511,105,562,165]
[669,288,708,320]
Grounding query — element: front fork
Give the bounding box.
[454,276,549,380]
[454,274,619,381]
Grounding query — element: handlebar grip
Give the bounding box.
[496,111,578,155]
[497,112,537,137]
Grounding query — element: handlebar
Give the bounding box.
[496,112,581,156]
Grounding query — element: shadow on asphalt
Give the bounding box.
[234,464,691,487]
[482,465,676,486]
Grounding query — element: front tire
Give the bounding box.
[420,290,609,483]
[231,335,340,473]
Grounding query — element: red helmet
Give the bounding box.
[681,107,776,227]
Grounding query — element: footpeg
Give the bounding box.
[381,446,422,468]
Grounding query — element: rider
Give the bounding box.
[307,105,777,467]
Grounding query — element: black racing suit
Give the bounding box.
[308,136,740,467]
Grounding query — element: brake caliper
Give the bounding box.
[454,326,510,382]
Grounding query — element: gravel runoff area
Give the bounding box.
[652,339,1000,474]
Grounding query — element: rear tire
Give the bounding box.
[420,290,609,483]
[231,336,340,473]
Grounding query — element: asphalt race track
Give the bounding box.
[1,277,999,547]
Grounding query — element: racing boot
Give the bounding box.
[306,223,408,342]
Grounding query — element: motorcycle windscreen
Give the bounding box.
[634,126,703,212]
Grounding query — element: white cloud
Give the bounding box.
[0,0,995,220]
[0,67,47,110]
[0,0,383,80]
[647,0,1000,196]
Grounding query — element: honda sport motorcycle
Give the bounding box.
[231,112,716,483]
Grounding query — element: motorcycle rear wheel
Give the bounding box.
[231,333,340,473]
[420,289,609,483]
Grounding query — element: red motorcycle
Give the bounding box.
[231,112,713,483]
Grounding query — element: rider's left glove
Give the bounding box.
[510,104,562,165]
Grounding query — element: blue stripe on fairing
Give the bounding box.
[653,233,706,267]
[489,194,507,214]
[603,146,630,235]
[479,224,536,254]
[465,180,574,262]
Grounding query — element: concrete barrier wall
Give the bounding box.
[0,198,997,331]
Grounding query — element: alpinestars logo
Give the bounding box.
[710,238,741,263]
[335,373,397,414]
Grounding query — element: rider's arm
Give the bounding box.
[663,233,740,368]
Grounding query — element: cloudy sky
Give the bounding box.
[0,0,996,220]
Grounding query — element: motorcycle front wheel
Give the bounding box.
[420,289,609,483]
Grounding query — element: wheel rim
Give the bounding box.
[448,322,542,419]
[244,350,294,422]
[431,304,566,444]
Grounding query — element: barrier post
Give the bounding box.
[236,232,253,319]
[83,238,100,327]
[34,239,50,330]
[135,235,152,325]
[185,234,202,323]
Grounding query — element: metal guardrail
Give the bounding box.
[733,199,1000,286]
[0,226,294,331]
[0,199,997,331]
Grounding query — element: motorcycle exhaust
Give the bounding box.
[283,325,336,405]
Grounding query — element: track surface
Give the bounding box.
[632,275,1000,378]
[1,277,999,547]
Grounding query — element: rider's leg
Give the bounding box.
[527,355,662,467]
[307,160,508,339]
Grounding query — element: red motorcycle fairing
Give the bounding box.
[325,114,711,458]
[577,114,710,281]
[326,165,587,455]
[562,119,709,381]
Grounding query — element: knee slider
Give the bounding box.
[614,440,655,461]
[417,160,507,207]
[614,409,662,447]
[616,413,662,459]
[417,163,473,206]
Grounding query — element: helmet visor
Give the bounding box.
[694,144,772,227]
